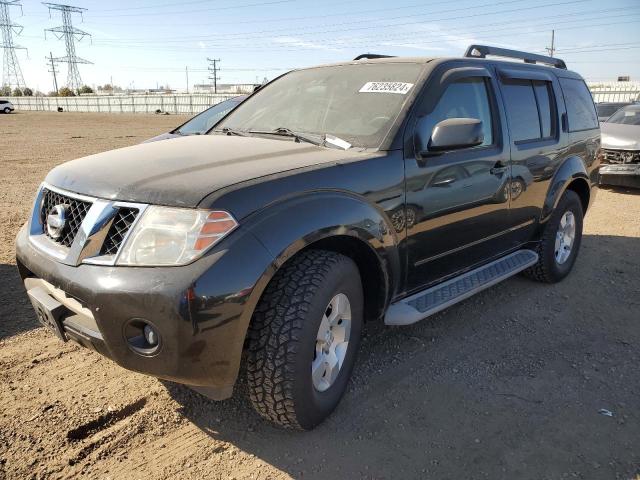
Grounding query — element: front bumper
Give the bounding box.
[599,163,640,188]
[15,223,274,399]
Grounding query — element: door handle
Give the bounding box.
[490,161,508,175]
[432,176,456,187]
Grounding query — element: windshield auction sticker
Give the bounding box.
[359,82,414,94]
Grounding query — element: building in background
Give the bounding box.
[193,83,258,94]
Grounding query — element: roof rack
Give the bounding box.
[353,54,395,61]
[464,44,567,69]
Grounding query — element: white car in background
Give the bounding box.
[1,99,14,114]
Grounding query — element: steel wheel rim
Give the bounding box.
[555,211,576,265]
[312,293,351,392]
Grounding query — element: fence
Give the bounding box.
[5,83,640,115]
[5,94,237,115]
[587,82,640,103]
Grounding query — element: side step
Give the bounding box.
[384,249,538,326]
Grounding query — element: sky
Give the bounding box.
[6,0,640,92]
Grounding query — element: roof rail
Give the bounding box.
[464,44,567,69]
[353,54,395,61]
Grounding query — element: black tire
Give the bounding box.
[523,190,583,283]
[246,249,363,430]
[3,108,10,114]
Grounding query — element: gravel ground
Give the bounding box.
[1,111,639,480]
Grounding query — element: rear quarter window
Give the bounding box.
[559,78,598,131]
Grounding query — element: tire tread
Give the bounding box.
[246,249,348,429]
[523,190,582,283]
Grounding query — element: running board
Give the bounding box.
[384,249,538,326]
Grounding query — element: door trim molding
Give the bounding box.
[413,218,535,267]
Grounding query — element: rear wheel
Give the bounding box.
[246,249,363,430]
[523,190,583,283]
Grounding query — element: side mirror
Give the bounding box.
[416,117,484,156]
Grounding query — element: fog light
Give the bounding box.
[124,319,162,356]
[144,325,158,346]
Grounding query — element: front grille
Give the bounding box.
[602,149,640,164]
[100,207,139,256]
[40,189,92,247]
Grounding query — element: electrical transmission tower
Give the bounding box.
[47,51,59,94]
[43,2,91,92]
[207,58,220,93]
[0,0,26,90]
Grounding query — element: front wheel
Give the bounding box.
[523,190,584,283]
[3,108,10,114]
[246,249,363,430]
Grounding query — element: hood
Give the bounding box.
[46,135,366,207]
[601,122,640,151]
[142,132,181,143]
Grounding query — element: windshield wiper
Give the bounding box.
[219,127,250,137]
[249,127,324,147]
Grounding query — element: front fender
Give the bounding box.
[244,191,402,295]
[541,155,590,221]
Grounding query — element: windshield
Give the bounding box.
[215,63,425,148]
[176,97,243,135]
[606,106,640,125]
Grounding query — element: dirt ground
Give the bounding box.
[1,111,639,480]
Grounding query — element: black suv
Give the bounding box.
[15,45,600,430]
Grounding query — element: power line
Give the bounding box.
[88,0,295,18]
[81,0,494,27]
[86,4,640,48]
[93,0,245,13]
[0,0,26,89]
[43,2,92,91]
[89,0,556,42]
[554,42,640,52]
[93,42,640,75]
[89,16,640,53]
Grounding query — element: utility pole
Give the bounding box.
[207,57,220,93]
[0,0,26,90]
[185,66,189,93]
[546,29,555,57]
[47,51,58,94]
[43,2,92,92]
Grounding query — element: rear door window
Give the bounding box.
[501,81,540,142]
[559,78,598,131]
[501,79,557,143]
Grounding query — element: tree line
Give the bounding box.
[1,85,95,97]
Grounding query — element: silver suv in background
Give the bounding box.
[600,104,640,188]
[1,99,14,113]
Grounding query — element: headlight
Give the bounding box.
[117,206,238,266]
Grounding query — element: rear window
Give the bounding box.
[559,78,598,131]
[501,79,556,142]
